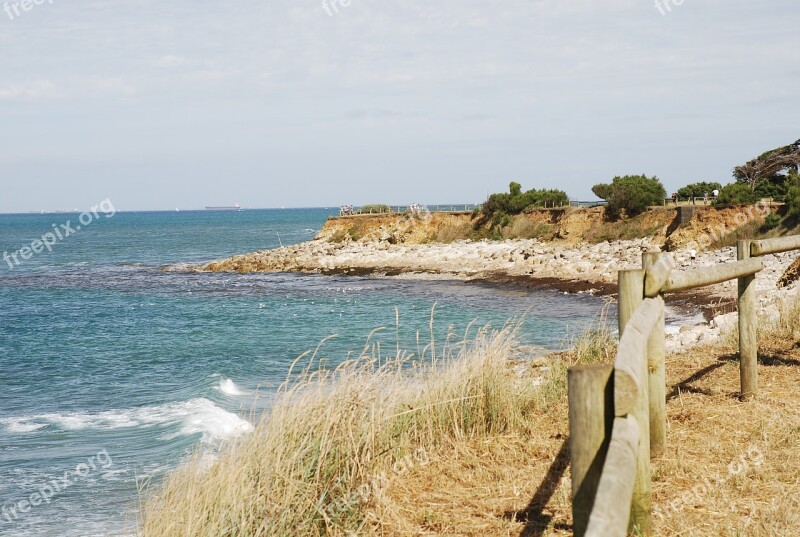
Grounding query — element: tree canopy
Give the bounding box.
[592,174,666,220]
[676,182,722,199]
[733,139,800,189]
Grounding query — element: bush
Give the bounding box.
[763,211,782,230]
[786,170,800,221]
[356,204,393,214]
[754,177,789,201]
[476,183,569,228]
[591,174,666,220]
[788,193,800,221]
[676,181,722,200]
[714,183,758,206]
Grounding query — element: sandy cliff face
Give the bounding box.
[316,205,778,252]
[316,207,672,245]
[664,205,773,251]
[553,207,603,241]
[315,212,474,244]
[315,209,608,245]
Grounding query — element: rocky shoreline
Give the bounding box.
[190,237,800,352]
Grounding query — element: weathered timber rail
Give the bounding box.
[568,235,800,536]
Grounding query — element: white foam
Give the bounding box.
[176,399,253,440]
[217,378,250,396]
[0,399,254,443]
[0,418,47,433]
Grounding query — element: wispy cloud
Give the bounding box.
[0,80,57,100]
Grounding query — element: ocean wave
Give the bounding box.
[0,399,253,443]
[217,378,251,396]
[0,418,48,433]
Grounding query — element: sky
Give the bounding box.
[0,0,798,212]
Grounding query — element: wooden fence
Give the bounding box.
[568,235,800,536]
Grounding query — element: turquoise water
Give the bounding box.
[0,208,610,536]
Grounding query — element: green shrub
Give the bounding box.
[591,174,666,220]
[714,183,758,206]
[787,171,800,221]
[754,177,789,201]
[763,211,782,230]
[355,204,393,214]
[676,181,722,200]
[476,182,569,228]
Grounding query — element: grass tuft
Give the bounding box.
[139,322,554,536]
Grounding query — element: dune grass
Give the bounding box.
[139,316,615,537]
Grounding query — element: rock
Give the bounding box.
[778,257,800,288]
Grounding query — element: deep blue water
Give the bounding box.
[0,208,611,536]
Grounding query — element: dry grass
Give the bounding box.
[502,218,556,241]
[140,317,605,537]
[585,221,665,244]
[653,331,800,534]
[140,296,800,536]
[759,291,800,347]
[435,223,476,243]
[707,219,765,250]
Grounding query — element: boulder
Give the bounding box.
[778,257,800,288]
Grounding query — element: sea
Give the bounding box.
[0,207,617,536]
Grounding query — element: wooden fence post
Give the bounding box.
[737,240,758,399]
[568,365,615,537]
[618,270,644,334]
[642,253,666,458]
[617,269,652,534]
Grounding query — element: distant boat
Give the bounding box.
[205,204,242,211]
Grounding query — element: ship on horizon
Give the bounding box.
[205,203,242,211]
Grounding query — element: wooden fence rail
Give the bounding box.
[568,235,800,536]
[751,235,800,256]
[662,257,763,294]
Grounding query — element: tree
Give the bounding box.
[786,170,800,221]
[591,183,612,201]
[733,139,800,189]
[714,183,759,206]
[592,174,666,220]
[676,181,722,200]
